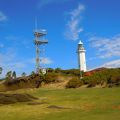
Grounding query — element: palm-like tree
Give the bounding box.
[31,71,35,77]
[12,71,16,79]
[21,72,26,77]
[6,71,12,80]
[0,67,2,74]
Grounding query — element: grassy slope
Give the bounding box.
[0,88,120,120]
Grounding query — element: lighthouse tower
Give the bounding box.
[78,40,87,72]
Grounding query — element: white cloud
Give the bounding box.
[0,54,53,78]
[0,50,26,77]
[101,59,120,68]
[41,57,53,64]
[27,57,53,65]
[0,62,26,79]
[88,59,120,71]
[0,49,15,63]
[90,35,120,58]
[65,4,85,41]
[38,0,70,8]
[0,11,7,22]
[8,62,26,69]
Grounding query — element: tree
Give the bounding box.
[12,71,16,79]
[31,71,36,78]
[55,68,61,73]
[31,71,35,76]
[0,67,2,74]
[6,71,12,80]
[47,68,54,72]
[21,72,26,77]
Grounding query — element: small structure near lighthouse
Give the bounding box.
[77,40,87,76]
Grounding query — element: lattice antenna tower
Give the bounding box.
[34,18,48,73]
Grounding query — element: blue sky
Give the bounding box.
[0,0,120,77]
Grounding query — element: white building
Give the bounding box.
[77,40,87,72]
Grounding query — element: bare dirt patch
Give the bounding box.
[47,105,71,109]
[27,102,48,105]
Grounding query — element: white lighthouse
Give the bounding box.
[77,40,87,72]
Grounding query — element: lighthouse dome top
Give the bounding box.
[78,40,83,45]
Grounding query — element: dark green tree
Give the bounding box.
[31,71,36,78]
[6,71,12,81]
[21,72,26,77]
[12,71,16,79]
[47,68,54,72]
[0,67,2,74]
[55,68,61,73]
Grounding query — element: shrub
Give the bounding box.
[108,76,120,87]
[47,68,54,73]
[61,69,80,76]
[54,68,62,73]
[87,80,97,88]
[82,76,90,84]
[66,77,83,88]
[43,73,59,84]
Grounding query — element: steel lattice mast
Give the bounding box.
[34,20,48,73]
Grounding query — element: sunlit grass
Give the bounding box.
[0,88,120,120]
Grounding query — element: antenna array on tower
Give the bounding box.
[34,20,48,73]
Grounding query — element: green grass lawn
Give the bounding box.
[0,88,120,120]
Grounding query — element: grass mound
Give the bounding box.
[0,93,38,104]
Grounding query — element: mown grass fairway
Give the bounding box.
[0,88,120,120]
